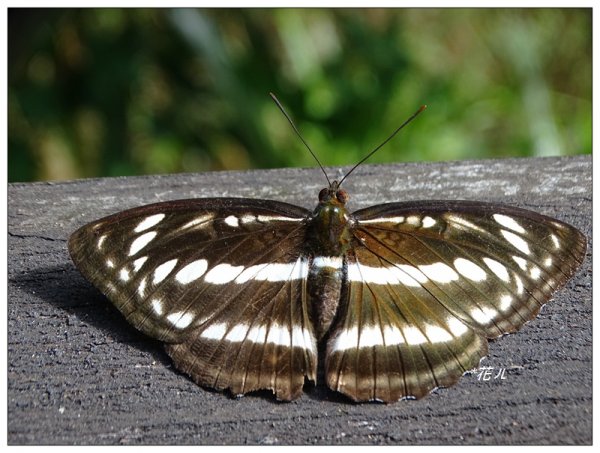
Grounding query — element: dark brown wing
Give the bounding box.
[69,198,317,400]
[325,201,586,402]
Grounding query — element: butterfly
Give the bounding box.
[68,99,586,403]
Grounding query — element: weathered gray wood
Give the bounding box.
[8,156,591,445]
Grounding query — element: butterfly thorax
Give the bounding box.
[307,183,355,340]
[309,183,354,256]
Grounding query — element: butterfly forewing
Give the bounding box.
[69,198,318,400]
[323,200,586,402]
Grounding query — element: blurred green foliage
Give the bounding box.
[8,8,591,182]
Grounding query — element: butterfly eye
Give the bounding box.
[318,188,330,202]
[336,189,349,204]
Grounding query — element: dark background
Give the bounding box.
[8,8,592,182]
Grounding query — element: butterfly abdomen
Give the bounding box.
[308,256,345,340]
[306,190,355,341]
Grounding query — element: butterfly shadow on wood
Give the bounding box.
[12,262,174,368]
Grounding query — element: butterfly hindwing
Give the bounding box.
[68,198,318,399]
[324,200,586,402]
[165,254,316,400]
[326,247,487,402]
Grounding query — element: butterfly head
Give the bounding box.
[318,180,349,207]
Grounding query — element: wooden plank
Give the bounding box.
[8,156,591,445]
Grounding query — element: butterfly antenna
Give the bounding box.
[338,104,427,187]
[270,92,331,186]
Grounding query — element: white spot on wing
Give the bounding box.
[444,214,486,233]
[151,298,163,315]
[291,326,306,348]
[167,311,194,329]
[529,265,541,280]
[358,216,405,224]
[419,262,459,283]
[295,257,310,281]
[426,325,453,343]
[266,324,291,346]
[470,307,497,324]
[247,325,267,344]
[225,324,249,342]
[313,256,343,269]
[358,325,384,348]
[397,264,428,283]
[422,216,436,228]
[106,259,115,268]
[331,326,358,352]
[501,229,530,255]
[133,256,148,272]
[332,324,424,351]
[202,322,227,340]
[204,263,245,284]
[383,325,404,345]
[512,255,528,271]
[303,327,314,352]
[180,213,214,230]
[153,259,178,284]
[97,235,106,250]
[404,327,427,345]
[257,215,303,222]
[493,214,525,234]
[119,268,130,282]
[347,262,421,286]
[224,215,239,227]
[483,257,510,282]
[544,257,553,268]
[137,277,146,297]
[289,326,314,351]
[447,318,468,336]
[135,213,165,233]
[234,259,307,284]
[176,259,208,284]
[129,231,157,256]
[406,215,420,226]
[515,275,524,294]
[550,233,560,249]
[454,258,487,282]
[499,295,513,311]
